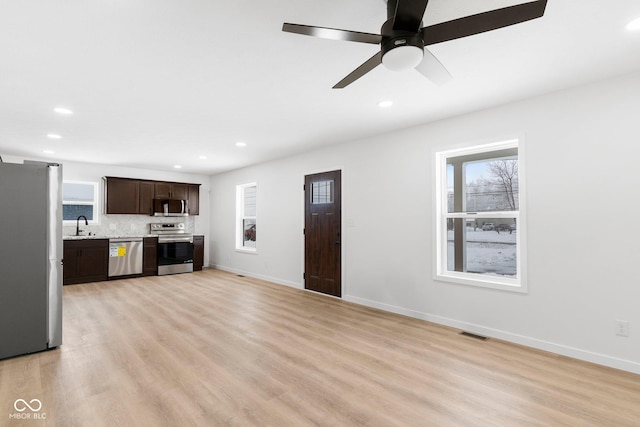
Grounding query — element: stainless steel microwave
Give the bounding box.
[153,199,189,216]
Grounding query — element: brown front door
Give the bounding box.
[305,170,341,297]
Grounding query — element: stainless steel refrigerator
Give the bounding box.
[0,161,63,359]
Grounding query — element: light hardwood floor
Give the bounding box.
[1,269,639,426]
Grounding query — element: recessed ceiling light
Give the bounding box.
[626,17,640,31]
[47,134,62,139]
[199,155,207,160]
[43,150,55,154]
[174,165,182,169]
[53,107,73,115]
[378,100,393,108]
[235,142,247,147]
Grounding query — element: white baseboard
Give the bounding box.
[211,264,302,290]
[344,295,640,375]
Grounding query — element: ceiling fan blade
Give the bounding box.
[392,0,429,32]
[415,49,452,85]
[422,0,547,46]
[282,23,382,44]
[333,51,383,89]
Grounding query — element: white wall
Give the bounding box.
[209,71,640,374]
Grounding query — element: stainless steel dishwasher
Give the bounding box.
[108,238,143,277]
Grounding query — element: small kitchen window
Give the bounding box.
[62,181,100,224]
[236,182,257,252]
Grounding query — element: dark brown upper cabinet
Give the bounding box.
[104,177,140,214]
[188,184,200,215]
[154,182,188,200]
[139,181,154,216]
[104,177,200,215]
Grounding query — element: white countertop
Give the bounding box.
[63,235,155,240]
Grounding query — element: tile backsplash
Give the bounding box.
[63,214,196,237]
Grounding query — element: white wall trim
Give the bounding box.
[212,264,302,290]
[344,294,640,375]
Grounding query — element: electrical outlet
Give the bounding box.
[615,319,629,337]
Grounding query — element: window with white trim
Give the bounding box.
[435,139,526,292]
[62,181,100,224]
[236,182,257,251]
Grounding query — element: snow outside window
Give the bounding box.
[236,182,257,252]
[434,139,527,292]
[62,181,100,225]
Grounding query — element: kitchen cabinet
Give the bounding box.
[143,237,158,276]
[193,235,204,271]
[63,239,109,285]
[105,177,139,214]
[188,184,200,215]
[154,182,188,200]
[139,181,154,216]
[104,177,200,216]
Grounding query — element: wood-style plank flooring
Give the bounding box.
[1,269,639,426]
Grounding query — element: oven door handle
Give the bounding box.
[158,237,194,243]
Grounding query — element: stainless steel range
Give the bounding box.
[150,223,194,276]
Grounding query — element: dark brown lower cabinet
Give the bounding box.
[143,237,158,276]
[63,239,109,285]
[193,235,204,271]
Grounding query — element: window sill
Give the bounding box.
[63,221,100,226]
[435,272,527,293]
[235,248,258,255]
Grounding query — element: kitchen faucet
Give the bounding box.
[76,215,88,236]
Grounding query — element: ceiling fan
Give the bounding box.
[282,0,548,88]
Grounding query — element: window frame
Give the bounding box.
[62,180,100,225]
[235,182,257,253]
[434,139,527,293]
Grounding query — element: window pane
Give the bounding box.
[312,180,333,204]
[243,219,256,248]
[63,183,95,202]
[237,182,257,251]
[465,159,518,212]
[63,205,94,221]
[243,186,256,217]
[447,218,517,277]
[446,164,454,213]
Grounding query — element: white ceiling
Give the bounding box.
[1,0,639,175]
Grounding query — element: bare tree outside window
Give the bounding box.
[488,159,518,211]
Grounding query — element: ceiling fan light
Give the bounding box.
[382,45,423,71]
